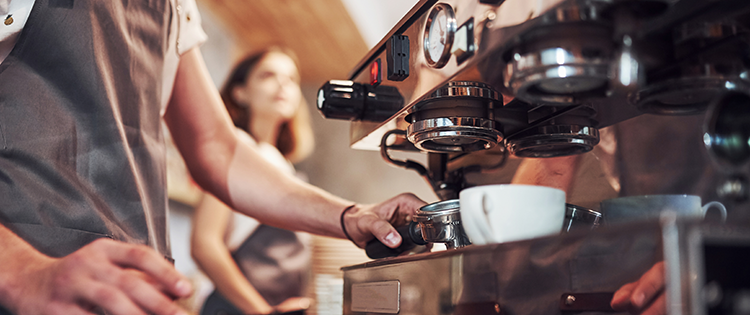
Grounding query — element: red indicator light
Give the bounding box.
[370,59,381,86]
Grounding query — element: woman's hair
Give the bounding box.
[220,47,314,163]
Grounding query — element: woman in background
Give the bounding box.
[192,47,315,315]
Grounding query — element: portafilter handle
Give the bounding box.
[365,222,425,259]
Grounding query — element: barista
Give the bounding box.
[0,1,424,314]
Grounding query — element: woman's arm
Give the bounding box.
[191,194,274,314]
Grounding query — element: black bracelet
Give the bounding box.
[340,204,357,245]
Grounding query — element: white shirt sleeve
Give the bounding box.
[0,0,35,64]
[159,0,209,112]
[176,0,207,55]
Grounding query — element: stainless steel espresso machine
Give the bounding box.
[316,0,750,314]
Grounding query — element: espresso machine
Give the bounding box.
[317,0,750,314]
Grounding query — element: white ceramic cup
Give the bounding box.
[600,194,727,224]
[459,184,566,245]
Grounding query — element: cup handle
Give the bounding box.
[702,201,727,222]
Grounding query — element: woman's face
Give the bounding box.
[234,52,302,121]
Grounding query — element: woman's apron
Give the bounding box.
[201,225,311,315]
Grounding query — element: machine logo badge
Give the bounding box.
[351,281,401,313]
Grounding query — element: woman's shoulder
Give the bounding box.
[234,128,258,146]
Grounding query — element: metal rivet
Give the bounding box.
[4,15,13,26]
[565,295,576,305]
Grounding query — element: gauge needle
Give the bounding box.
[439,19,445,36]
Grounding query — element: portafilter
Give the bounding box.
[365,199,471,259]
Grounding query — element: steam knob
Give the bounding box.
[317,80,404,122]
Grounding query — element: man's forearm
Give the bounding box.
[225,142,350,238]
[165,48,425,246]
[0,224,194,315]
[164,48,351,238]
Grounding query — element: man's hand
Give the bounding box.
[611,261,666,315]
[342,193,426,248]
[9,238,192,315]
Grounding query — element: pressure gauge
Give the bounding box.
[423,3,456,68]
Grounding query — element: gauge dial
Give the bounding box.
[423,3,456,68]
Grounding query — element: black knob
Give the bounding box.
[365,223,421,259]
[317,80,404,122]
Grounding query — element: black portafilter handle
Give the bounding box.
[365,222,426,259]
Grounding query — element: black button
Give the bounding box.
[386,35,409,81]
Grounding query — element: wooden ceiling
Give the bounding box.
[197,0,370,85]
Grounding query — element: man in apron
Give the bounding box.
[0,1,425,314]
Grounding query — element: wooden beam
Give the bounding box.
[197,0,369,84]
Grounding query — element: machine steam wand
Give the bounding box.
[381,129,467,201]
